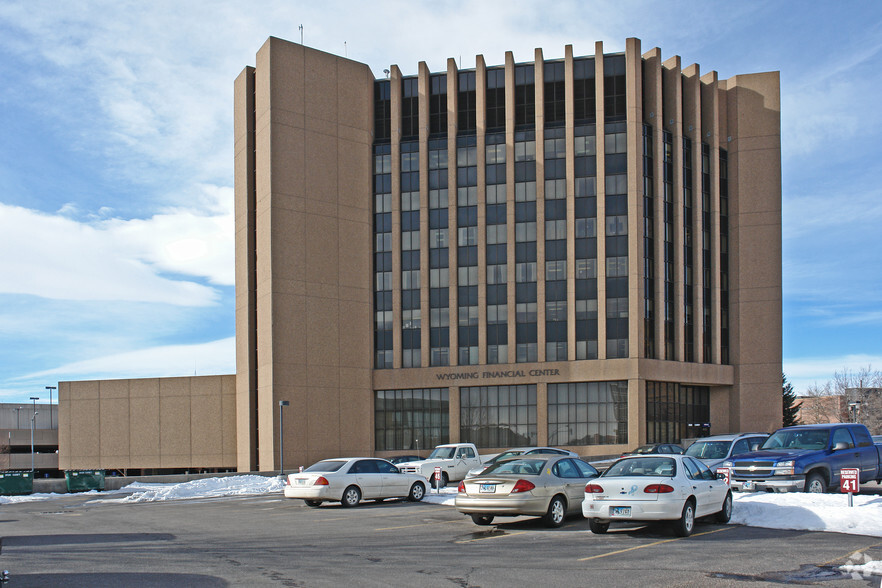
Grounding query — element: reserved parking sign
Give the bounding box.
[840,468,859,494]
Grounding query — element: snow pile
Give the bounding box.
[0,492,70,504]
[422,485,458,506]
[731,492,882,537]
[840,560,882,576]
[120,475,284,502]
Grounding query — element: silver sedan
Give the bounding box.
[456,455,599,527]
[283,457,427,507]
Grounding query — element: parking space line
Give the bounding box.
[455,531,530,543]
[375,519,464,531]
[577,527,734,561]
[820,541,882,566]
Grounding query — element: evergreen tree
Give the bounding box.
[783,373,801,426]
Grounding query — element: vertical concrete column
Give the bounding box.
[642,47,665,361]
[505,51,517,364]
[564,45,577,361]
[662,55,684,362]
[234,65,257,471]
[594,41,607,358]
[534,48,547,363]
[683,63,702,363]
[476,56,488,362]
[390,65,403,368]
[537,382,548,446]
[625,37,643,360]
[700,70,722,365]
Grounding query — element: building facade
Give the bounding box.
[234,36,782,473]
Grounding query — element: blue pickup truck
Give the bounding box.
[722,423,882,493]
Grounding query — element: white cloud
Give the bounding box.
[0,195,231,305]
[18,336,235,381]
[785,354,882,395]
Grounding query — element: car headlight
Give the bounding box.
[721,460,734,468]
[776,460,794,475]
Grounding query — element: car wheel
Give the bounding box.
[341,485,361,507]
[408,482,426,502]
[716,491,733,523]
[805,472,827,493]
[304,500,322,507]
[674,499,695,537]
[471,514,494,525]
[588,519,610,534]
[543,495,567,528]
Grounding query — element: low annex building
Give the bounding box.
[59,35,783,474]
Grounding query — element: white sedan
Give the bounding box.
[284,457,428,507]
[582,454,732,536]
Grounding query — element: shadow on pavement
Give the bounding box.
[5,573,227,587]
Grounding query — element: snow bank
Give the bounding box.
[120,475,284,502]
[731,492,882,537]
[840,560,882,576]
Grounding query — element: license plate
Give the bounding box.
[479,484,496,493]
[296,478,307,485]
[742,481,754,490]
[611,506,631,517]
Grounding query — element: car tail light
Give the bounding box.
[644,484,674,493]
[585,483,604,493]
[314,476,329,486]
[285,477,291,486]
[511,479,535,494]
[458,481,466,492]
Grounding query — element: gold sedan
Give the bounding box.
[455,455,599,527]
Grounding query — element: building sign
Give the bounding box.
[435,368,561,381]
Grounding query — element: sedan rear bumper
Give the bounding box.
[455,494,549,517]
[283,486,335,500]
[582,498,683,521]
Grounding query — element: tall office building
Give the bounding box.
[234,37,781,472]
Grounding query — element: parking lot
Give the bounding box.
[3,492,882,586]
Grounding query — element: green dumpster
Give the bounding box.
[65,470,105,493]
[0,471,34,495]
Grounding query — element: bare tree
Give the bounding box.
[835,366,882,435]
[797,382,847,424]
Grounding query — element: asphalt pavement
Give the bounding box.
[2,492,882,587]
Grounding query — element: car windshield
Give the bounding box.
[487,450,525,464]
[304,460,348,473]
[633,445,658,454]
[603,457,677,477]
[685,441,730,459]
[428,447,456,459]
[761,429,829,451]
[483,458,546,476]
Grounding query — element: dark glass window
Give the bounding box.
[401,77,419,139]
[430,74,447,136]
[375,389,449,451]
[461,385,537,448]
[486,68,506,130]
[573,58,596,122]
[544,61,565,126]
[458,71,476,133]
[374,81,391,141]
[603,55,626,121]
[548,382,628,445]
[515,64,535,128]
[646,382,710,443]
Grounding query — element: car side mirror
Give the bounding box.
[833,441,850,451]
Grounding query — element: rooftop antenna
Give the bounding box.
[299,24,303,45]
[383,68,390,79]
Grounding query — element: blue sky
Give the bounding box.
[1,1,880,402]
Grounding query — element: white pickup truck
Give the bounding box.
[395,443,482,488]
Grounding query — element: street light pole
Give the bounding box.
[29,396,39,473]
[279,400,290,476]
[46,386,56,429]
